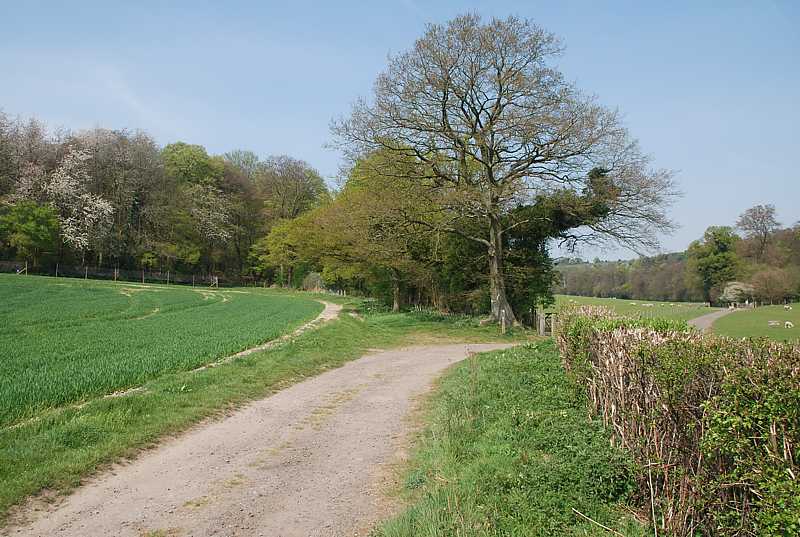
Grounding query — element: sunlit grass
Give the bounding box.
[0,281,524,522]
[714,303,800,342]
[0,273,322,427]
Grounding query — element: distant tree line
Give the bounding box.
[0,111,328,281]
[556,204,800,305]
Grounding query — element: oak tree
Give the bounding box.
[333,14,676,323]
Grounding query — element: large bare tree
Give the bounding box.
[333,14,677,323]
[736,204,780,262]
[257,155,328,221]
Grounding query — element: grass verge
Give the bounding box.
[0,306,524,524]
[375,340,645,537]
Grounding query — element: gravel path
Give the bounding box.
[5,343,513,537]
[688,308,733,332]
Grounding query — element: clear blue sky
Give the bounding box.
[2,1,798,258]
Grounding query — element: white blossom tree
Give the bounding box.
[13,147,114,261]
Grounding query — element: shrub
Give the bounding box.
[556,305,800,536]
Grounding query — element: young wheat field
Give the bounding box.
[0,274,322,427]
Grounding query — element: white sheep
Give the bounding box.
[786,321,795,329]
[785,305,793,311]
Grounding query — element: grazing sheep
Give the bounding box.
[785,305,793,311]
[787,321,795,329]
[769,320,781,327]
[642,303,654,308]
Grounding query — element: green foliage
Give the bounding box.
[687,226,742,302]
[376,342,643,537]
[0,201,59,263]
[161,142,224,185]
[702,343,800,535]
[556,306,800,536]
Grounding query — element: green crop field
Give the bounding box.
[551,295,716,321]
[0,274,322,427]
[713,303,800,342]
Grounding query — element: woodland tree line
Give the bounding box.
[556,204,800,305]
[1,15,679,324]
[0,111,328,280]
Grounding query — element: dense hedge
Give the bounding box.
[556,306,800,536]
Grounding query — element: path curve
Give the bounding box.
[688,308,734,332]
[5,342,513,537]
[192,299,341,372]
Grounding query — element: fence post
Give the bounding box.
[166,270,170,285]
[142,269,145,284]
[55,262,58,278]
[84,266,88,280]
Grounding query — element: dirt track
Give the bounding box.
[688,308,733,331]
[5,343,512,537]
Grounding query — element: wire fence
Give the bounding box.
[0,260,262,288]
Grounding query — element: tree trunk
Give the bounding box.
[488,215,517,325]
[391,269,401,313]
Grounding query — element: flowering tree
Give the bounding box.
[13,147,114,261]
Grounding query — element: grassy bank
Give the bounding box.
[0,304,524,523]
[376,341,644,537]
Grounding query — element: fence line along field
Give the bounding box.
[0,274,322,427]
[552,295,716,321]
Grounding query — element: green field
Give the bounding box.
[0,274,323,427]
[552,295,716,321]
[713,303,800,342]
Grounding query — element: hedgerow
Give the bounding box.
[556,306,800,536]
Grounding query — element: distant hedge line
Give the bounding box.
[556,306,800,536]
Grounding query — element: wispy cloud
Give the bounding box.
[92,63,181,139]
